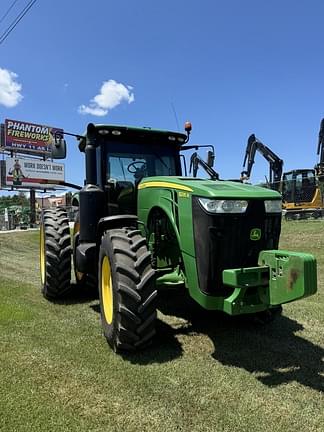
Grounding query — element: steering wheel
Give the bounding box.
[127,161,146,174]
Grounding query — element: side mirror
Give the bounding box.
[206,150,215,168]
[51,134,66,159]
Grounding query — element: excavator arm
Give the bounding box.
[315,118,324,180]
[241,134,283,191]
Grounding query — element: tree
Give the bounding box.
[0,193,29,209]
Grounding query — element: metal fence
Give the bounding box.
[0,205,77,231]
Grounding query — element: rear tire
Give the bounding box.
[99,227,157,352]
[40,208,71,299]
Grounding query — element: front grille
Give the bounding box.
[192,197,281,296]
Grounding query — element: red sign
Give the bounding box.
[3,119,64,154]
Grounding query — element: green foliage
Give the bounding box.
[0,192,29,210]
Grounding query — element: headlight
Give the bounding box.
[264,200,282,213]
[198,198,248,213]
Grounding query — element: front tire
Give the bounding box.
[99,227,157,352]
[40,208,71,299]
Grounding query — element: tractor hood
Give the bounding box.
[138,176,281,199]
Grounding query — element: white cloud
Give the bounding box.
[78,79,134,117]
[0,67,23,107]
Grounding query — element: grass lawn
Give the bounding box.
[0,222,323,432]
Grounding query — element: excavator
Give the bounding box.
[241,122,324,220]
[241,134,283,191]
[282,119,324,220]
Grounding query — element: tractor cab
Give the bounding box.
[77,124,186,215]
[282,169,317,204]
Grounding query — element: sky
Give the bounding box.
[1,0,324,192]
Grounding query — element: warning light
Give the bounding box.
[184,121,192,133]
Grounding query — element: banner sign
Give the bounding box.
[6,158,65,188]
[3,119,64,154]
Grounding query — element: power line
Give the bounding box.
[0,0,20,25]
[0,0,37,46]
[0,0,36,45]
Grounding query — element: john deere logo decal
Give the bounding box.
[250,228,261,241]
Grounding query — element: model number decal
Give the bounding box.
[178,192,190,198]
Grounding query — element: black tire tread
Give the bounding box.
[41,207,71,299]
[99,227,157,352]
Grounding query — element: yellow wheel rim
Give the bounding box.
[101,256,113,325]
[40,225,45,285]
[73,221,80,237]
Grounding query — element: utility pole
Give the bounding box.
[30,188,36,226]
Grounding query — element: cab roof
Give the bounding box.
[78,124,187,152]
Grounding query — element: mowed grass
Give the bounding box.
[0,222,323,432]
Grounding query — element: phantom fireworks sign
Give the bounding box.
[3,119,64,154]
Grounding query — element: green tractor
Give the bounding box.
[40,123,317,352]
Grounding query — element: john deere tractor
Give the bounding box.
[40,123,317,352]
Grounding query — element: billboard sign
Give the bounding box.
[3,119,64,154]
[5,158,65,189]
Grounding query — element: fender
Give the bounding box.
[97,214,138,242]
[75,215,138,274]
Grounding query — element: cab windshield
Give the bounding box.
[104,140,180,215]
[106,141,178,184]
[282,170,316,203]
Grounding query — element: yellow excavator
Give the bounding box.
[282,118,324,220]
[241,122,324,220]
